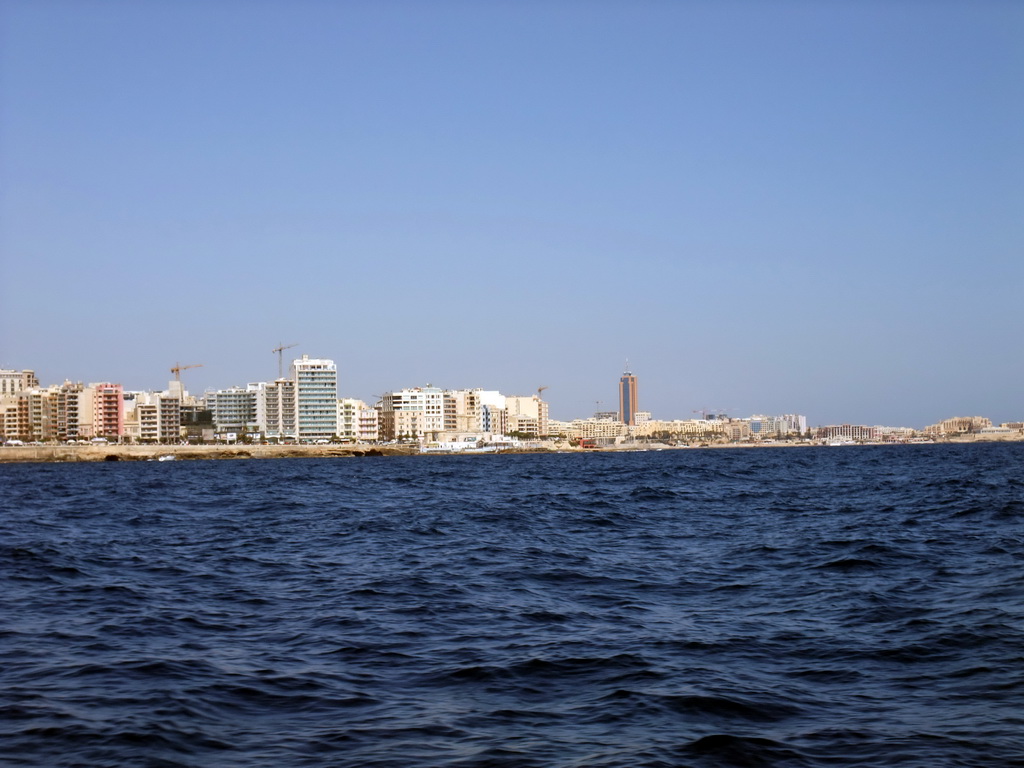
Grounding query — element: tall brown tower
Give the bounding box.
[618,367,638,426]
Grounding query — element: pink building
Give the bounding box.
[93,383,124,439]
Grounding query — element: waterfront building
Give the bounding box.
[205,386,260,433]
[53,381,95,441]
[816,424,879,442]
[337,398,370,441]
[292,355,338,442]
[24,387,55,442]
[721,419,752,442]
[875,426,918,442]
[924,416,993,436]
[633,419,725,440]
[265,378,296,440]
[505,394,550,437]
[377,386,445,441]
[0,398,28,441]
[749,414,807,439]
[476,390,507,435]
[125,391,181,443]
[619,368,638,427]
[376,386,513,442]
[444,389,482,433]
[562,416,627,441]
[92,383,124,439]
[358,405,379,442]
[781,414,808,434]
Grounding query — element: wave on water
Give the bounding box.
[1,443,1022,767]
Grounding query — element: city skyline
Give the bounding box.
[0,357,1016,434]
[2,3,1021,428]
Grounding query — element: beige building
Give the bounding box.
[0,398,27,441]
[504,394,549,437]
[557,417,627,441]
[444,389,482,434]
[0,369,39,397]
[0,380,100,442]
[924,416,993,436]
[337,398,379,441]
[124,391,182,443]
[633,419,726,440]
[376,387,549,441]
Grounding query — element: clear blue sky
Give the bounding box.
[1,1,1021,428]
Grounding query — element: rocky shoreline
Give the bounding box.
[0,443,423,463]
[0,433,1020,464]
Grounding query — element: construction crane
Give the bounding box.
[171,363,203,382]
[537,385,548,400]
[169,363,203,400]
[272,343,298,379]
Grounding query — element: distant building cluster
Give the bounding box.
[1,362,1019,447]
[0,359,547,447]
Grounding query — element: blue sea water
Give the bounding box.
[1,443,1022,767]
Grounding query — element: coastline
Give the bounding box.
[0,433,1021,464]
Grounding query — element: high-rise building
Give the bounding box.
[292,355,338,442]
[93,383,124,439]
[264,379,296,440]
[618,367,638,426]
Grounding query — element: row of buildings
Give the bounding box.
[0,359,549,445]
[2,362,1018,446]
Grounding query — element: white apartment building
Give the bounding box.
[125,391,181,443]
[749,414,807,438]
[337,398,364,441]
[293,355,338,442]
[265,378,296,440]
[358,405,379,442]
[378,387,446,441]
[205,385,260,433]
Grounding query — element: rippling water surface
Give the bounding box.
[2,444,1023,767]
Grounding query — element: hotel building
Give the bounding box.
[292,355,338,442]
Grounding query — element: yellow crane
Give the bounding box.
[272,343,299,379]
[170,363,203,400]
[170,362,203,382]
